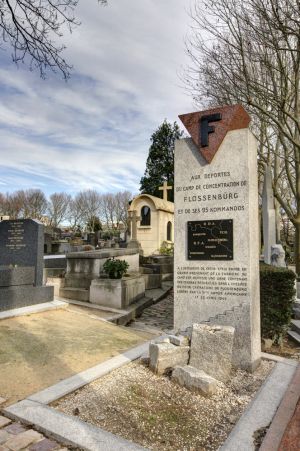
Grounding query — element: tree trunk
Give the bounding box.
[295,221,300,278]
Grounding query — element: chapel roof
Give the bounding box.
[128,194,174,214]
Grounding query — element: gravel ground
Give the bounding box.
[54,359,274,451]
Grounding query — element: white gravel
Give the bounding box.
[54,359,274,451]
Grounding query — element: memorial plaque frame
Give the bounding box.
[187,219,233,261]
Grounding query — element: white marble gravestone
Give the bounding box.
[174,105,261,371]
[262,165,276,264]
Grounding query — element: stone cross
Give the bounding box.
[128,210,140,241]
[262,165,277,264]
[159,181,172,201]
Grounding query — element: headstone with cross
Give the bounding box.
[159,181,172,201]
[127,210,141,249]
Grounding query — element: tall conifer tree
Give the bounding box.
[140,120,183,202]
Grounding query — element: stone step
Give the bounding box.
[293,307,300,320]
[59,287,89,302]
[287,329,300,345]
[291,319,300,335]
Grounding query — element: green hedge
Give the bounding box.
[260,263,296,342]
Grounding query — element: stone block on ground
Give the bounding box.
[168,334,189,347]
[5,430,43,451]
[149,342,189,375]
[172,365,218,395]
[152,336,170,344]
[262,338,274,351]
[190,324,235,382]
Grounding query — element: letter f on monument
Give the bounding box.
[200,113,222,147]
[179,105,251,163]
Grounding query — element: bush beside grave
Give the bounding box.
[260,263,296,342]
[103,258,129,279]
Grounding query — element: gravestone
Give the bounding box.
[262,165,276,264]
[0,219,53,311]
[174,105,261,371]
[127,210,141,249]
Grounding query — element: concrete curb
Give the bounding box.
[59,298,128,315]
[261,351,299,366]
[220,360,298,451]
[4,400,148,451]
[0,300,67,320]
[259,363,300,451]
[27,342,150,404]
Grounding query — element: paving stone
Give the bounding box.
[0,431,11,445]
[0,417,11,429]
[0,399,7,406]
[131,292,173,331]
[5,430,43,451]
[3,425,26,436]
[29,438,58,451]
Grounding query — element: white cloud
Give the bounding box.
[0,0,193,196]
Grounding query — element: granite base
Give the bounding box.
[0,285,54,312]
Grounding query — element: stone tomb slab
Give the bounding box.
[0,219,53,311]
[0,219,44,286]
[174,109,261,371]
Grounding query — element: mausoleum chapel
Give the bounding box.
[128,191,174,256]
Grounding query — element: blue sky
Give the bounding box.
[0,0,193,197]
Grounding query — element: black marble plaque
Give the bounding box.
[187,220,233,260]
[0,219,44,286]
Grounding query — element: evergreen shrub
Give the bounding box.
[260,263,296,342]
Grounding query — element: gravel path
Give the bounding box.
[54,359,274,451]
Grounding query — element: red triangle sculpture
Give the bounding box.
[179,105,251,164]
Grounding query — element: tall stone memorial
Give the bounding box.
[262,165,276,264]
[0,219,53,311]
[174,105,261,370]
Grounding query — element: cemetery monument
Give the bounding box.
[174,105,261,371]
[262,164,277,264]
[0,218,54,311]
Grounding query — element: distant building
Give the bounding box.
[128,193,174,256]
[0,215,9,222]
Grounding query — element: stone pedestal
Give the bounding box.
[174,126,261,371]
[90,274,145,309]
